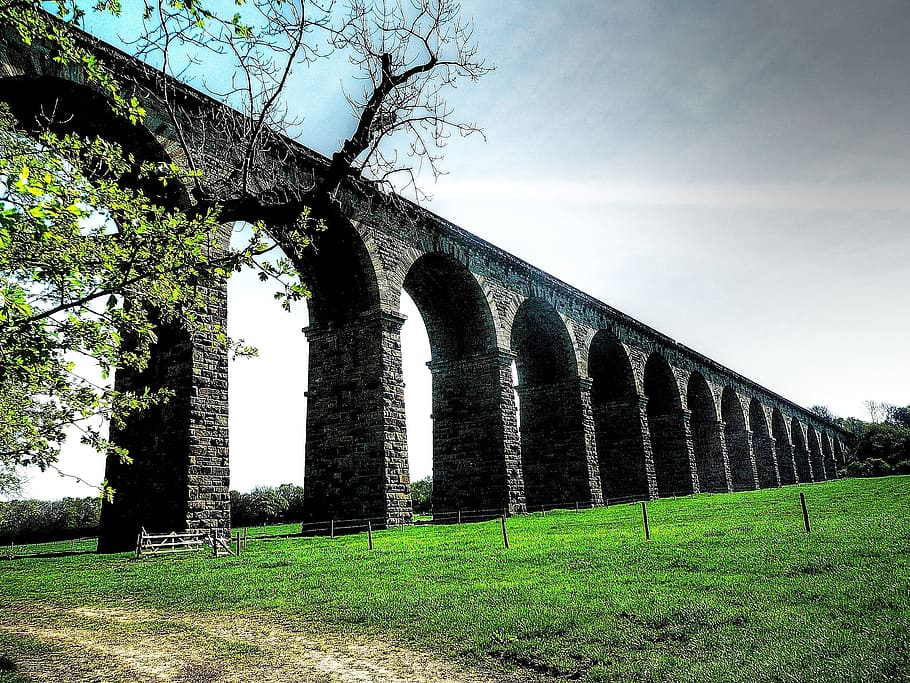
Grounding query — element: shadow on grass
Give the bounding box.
[0,655,29,683]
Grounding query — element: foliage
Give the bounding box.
[230,484,304,526]
[841,403,910,478]
[1,478,909,681]
[0,0,488,496]
[809,404,838,422]
[410,475,432,514]
[0,101,281,497]
[0,495,99,544]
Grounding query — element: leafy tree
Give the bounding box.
[841,404,910,478]
[230,484,304,526]
[410,475,432,514]
[0,0,489,495]
[0,102,279,497]
[0,494,100,544]
[886,405,910,429]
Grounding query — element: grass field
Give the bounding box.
[1,476,909,682]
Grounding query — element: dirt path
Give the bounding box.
[0,604,537,682]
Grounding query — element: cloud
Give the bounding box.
[434,177,910,211]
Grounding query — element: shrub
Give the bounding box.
[411,476,433,514]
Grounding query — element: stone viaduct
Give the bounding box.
[0,22,850,552]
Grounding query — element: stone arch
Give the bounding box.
[749,399,779,488]
[302,221,383,329]
[722,388,757,491]
[821,432,836,478]
[791,418,811,483]
[687,373,729,493]
[833,438,845,467]
[806,427,825,481]
[772,409,796,484]
[302,218,405,521]
[589,331,652,501]
[0,75,231,552]
[511,299,598,507]
[403,253,523,514]
[644,353,695,497]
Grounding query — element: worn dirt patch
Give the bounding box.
[0,603,539,682]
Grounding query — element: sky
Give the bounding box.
[16,0,910,500]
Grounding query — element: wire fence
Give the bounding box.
[0,536,97,559]
[2,479,904,558]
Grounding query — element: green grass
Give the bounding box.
[2,477,909,682]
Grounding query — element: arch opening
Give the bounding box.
[227,224,308,496]
[644,354,694,497]
[772,409,796,485]
[748,399,778,488]
[721,388,756,492]
[821,433,836,479]
[832,438,845,469]
[806,427,825,482]
[589,332,650,501]
[791,418,811,483]
[400,291,433,513]
[511,299,592,508]
[1,75,184,206]
[402,253,514,514]
[687,373,728,493]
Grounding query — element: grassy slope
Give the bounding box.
[2,477,909,682]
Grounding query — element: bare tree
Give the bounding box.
[809,405,838,422]
[122,0,491,227]
[863,400,895,424]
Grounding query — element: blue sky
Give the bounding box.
[19,0,910,499]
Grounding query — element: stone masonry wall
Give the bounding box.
[429,351,526,515]
[303,313,405,523]
[98,277,229,552]
[592,398,653,501]
[517,379,600,508]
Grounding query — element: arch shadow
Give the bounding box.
[644,354,694,497]
[749,399,779,488]
[511,299,593,508]
[791,418,811,483]
[404,253,517,514]
[687,373,728,493]
[589,332,651,501]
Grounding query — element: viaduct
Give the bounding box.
[0,22,850,552]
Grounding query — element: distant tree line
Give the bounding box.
[410,476,433,514]
[0,497,100,545]
[0,481,435,544]
[230,484,305,526]
[812,402,910,478]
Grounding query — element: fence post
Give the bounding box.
[135,530,143,559]
[330,519,335,539]
[457,510,461,525]
[211,529,218,558]
[799,491,811,533]
[367,520,374,550]
[501,515,510,549]
[641,501,651,540]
